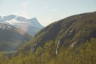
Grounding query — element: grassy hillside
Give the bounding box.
[0,11,96,64]
[0,38,96,64]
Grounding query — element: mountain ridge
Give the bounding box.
[0,15,43,36]
[22,11,96,52]
[0,15,43,52]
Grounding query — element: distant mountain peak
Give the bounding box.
[0,15,44,52]
[0,15,44,36]
[0,15,43,26]
[29,17,39,23]
[0,15,41,24]
[15,16,28,22]
[28,18,43,27]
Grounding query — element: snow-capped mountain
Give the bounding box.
[0,15,43,52]
[0,15,43,36]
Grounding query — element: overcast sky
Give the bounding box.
[0,0,96,26]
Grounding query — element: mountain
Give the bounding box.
[0,23,31,52]
[16,11,96,64]
[23,12,96,51]
[0,15,43,52]
[0,15,16,22]
[0,15,43,36]
[0,12,96,64]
